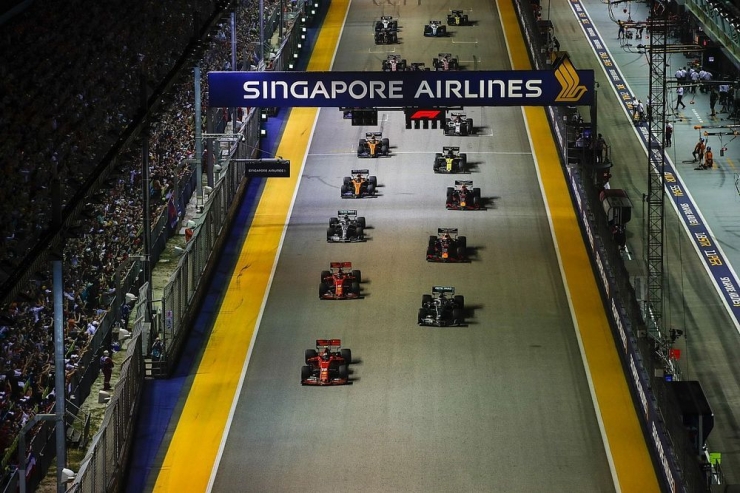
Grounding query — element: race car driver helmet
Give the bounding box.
[322,348,331,360]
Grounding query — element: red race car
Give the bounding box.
[301,339,352,386]
[319,262,362,299]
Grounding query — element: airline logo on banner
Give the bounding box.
[207,68,594,107]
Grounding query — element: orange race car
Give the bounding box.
[301,339,352,386]
[357,132,390,157]
[341,169,378,198]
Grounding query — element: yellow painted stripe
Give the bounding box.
[152,2,349,491]
[499,0,660,491]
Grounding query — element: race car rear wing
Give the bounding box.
[338,209,358,217]
[442,146,460,153]
[437,228,458,236]
[316,338,342,348]
[438,53,453,58]
[454,180,473,189]
[351,169,370,175]
[330,261,353,269]
[365,131,383,139]
[432,286,456,295]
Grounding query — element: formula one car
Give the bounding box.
[446,180,483,210]
[375,15,398,31]
[375,28,398,45]
[341,169,378,198]
[327,209,367,243]
[433,146,467,173]
[408,62,431,71]
[426,228,469,262]
[444,113,474,136]
[424,20,447,37]
[301,339,352,386]
[433,53,459,71]
[319,262,362,299]
[382,54,407,72]
[418,286,465,326]
[447,9,470,26]
[357,132,390,158]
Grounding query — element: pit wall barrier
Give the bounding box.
[513,0,705,490]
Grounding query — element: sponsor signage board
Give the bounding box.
[208,63,594,107]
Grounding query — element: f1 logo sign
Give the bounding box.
[410,110,441,119]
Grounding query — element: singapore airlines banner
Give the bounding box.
[208,62,594,108]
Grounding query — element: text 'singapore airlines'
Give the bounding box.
[208,65,593,107]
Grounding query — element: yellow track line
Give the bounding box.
[151,1,349,491]
[499,0,660,491]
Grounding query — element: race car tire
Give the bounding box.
[341,184,349,196]
[440,26,447,35]
[319,282,329,298]
[351,282,361,295]
[466,119,474,134]
[418,308,427,324]
[463,15,469,23]
[456,246,466,259]
[330,217,339,227]
[369,175,378,187]
[451,59,459,70]
[375,22,382,32]
[356,226,364,239]
[422,294,433,306]
[301,365,311,382]
[472,195,480,207]
[458,236,467,251]
[344,176,352,186]
[473,187,481,199]
[338,364,349,380]
[426,248,435,259]
[321,270,331,281]
[357,217,366,229]
[367,183,375,195]
[435,152,443,160]
[454,295,465,309]
[305,349,318,363]
[446,187,454,198]
[461,153,467,167]
[447,17,454,25]
[352,270,362,283]
[381,138,389,150]
[327,227,334,241]
[452,308,463,325]
[341,348,352,364]
[391,33,398,43]
[429,235,437,247]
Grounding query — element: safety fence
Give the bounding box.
[514,0,711,490]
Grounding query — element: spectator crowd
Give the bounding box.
[0,0,281,481]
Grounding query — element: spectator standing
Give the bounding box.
[593,133,607,163]
[618,21,625,40]
[676,86,686,110]
[665,122,673,147]
[719,83,730,112]
[710,88,719,116]
[100,350,114,391]
[689,68,700,93]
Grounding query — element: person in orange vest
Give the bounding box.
[698,146,714,170]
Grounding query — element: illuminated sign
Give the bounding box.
[208,63,594,107]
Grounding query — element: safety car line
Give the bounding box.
[499,0,660,490]
[150,0,350,491]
